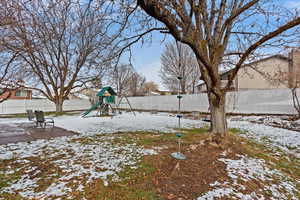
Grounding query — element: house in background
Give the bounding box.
[0,88,32,100]
[197,49,300,92]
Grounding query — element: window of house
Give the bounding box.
[15,90,28,97]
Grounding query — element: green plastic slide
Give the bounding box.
[82,101,102,117]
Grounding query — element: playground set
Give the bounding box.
[82,85,186,160]
[82,86,135,117]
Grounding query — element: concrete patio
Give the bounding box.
[0,122,77,145]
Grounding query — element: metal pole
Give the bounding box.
[170,33,186,160]
[177,76,182,154]
[178,76,181,130]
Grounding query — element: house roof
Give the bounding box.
[196,54,289,87]
[97,86,117,97]
[221,54,289,76]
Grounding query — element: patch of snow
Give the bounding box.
[55,112,202,134]
[1,112,201,198]
[197,187,234,200]
[229,120,300,158]
[1,113,299,199]
[0,133,159,199]
[198,155,299,200]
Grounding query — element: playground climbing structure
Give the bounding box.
[82,86,135,117]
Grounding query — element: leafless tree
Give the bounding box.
[137,0,300,140]
[0,0,23,103]
[1,0,141,112]
[109,64,146,96]
[110,64,135,96]
[0,51,23,103]
[128,72,146,96]
[142,81,159,95]
[0,0,16,27]
[160,42,200,94]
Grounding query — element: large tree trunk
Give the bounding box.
[208,92,227,141]
[55,98,64,113]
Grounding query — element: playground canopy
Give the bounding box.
[97,87,117,97]
[97,86,117,104]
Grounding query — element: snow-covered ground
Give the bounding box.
[0,112,202,199]
[0,136,157,199]
[195,117,300,199]
[198,154,299,200]
[228,117,300,158]
[0,112,299,199]
[231,115,300,131]
[54,112,203,134]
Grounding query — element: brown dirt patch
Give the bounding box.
[148,134,264,200]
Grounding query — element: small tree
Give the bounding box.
[110,64,135,96]
[128,72,146,96]
[160,42,200,94]
[142,81,159,95]
[110,64,146,96]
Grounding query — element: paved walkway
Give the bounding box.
[0,122,77,145]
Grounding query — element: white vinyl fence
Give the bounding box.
[119,89,297,115]
[0,89,297,115]
[0,99,91,114]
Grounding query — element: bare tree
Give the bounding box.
[1,0,135,112]
[0,0,16,27]
[110,64,135,96]
[0,0,23,103]
[0,52,23,103]
[137,0,300,140]
[110,64,146,96]
[188,61,201,94]
[142,81,159,95]
[160,42,200,93]
[128,72,146,96]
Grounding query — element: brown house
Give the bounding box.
[197,50,300,92]
[0,88,32,100]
